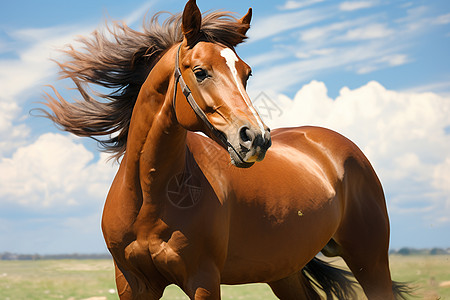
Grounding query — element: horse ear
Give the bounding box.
[238,8,252,35]
[182,0,202,45]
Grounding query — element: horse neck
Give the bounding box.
[124,45,188,199]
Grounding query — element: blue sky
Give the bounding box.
[0,0,449,254]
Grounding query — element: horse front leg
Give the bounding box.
[114,263,134,300]
[113,261,167,300]
[184,259,222,300]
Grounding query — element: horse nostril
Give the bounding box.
[239,126,251,142]
[238,126,271,154]
[239,126,254,148]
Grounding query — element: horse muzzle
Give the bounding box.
[227,126,271,168]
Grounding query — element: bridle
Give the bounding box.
[172,43,257,166]
[173,44,229,147]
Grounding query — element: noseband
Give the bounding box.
[173,44,229,147]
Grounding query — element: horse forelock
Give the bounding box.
[40,10,249,161]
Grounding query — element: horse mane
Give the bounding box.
[40,11,249,161]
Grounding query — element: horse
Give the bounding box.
[41,1,411,299]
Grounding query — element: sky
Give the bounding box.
[0,0,449,254]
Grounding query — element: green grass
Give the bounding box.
[0,256,449,299]
[0,260,118,300]
[162,284,277,300]
[389,255,450,299]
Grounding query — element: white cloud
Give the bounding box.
[395,6,430,33]
[339,1,377,12]
[0,101,30,156]
[355,53,410,74]
[434,13,450,25]
[341,23,393,40]
[299,18,364,42]
[433,157,450,216]
[0,133,117,210]
[295,48,335,59]
[249,8,333,42]
[0,25,93,157]
[278,0,324,11]
[402,80,450,97]
[257,81,450,224]
[248,39,408,93]
[301,20,393,43]
[0,26,86,103]
[384,54,408,66]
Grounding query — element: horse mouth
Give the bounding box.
[220,127,271,168]
[228,145,255,168]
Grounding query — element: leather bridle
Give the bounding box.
[173,44,229,147]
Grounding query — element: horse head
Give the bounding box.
[173,0,271,168]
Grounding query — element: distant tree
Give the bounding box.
[430,248,447,255]
[1,252,18,260]
[397,247,411,255]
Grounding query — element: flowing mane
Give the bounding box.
[40,11,250,160]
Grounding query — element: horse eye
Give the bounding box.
[194,68,208,82]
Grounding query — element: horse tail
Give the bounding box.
[303,258,415,299]
[392,281,415,300]
[301,257,357,300]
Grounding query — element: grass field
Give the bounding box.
[0,255,449,299]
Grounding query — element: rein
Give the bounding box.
[173,44,229,147]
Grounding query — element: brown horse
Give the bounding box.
[41,1,411,299]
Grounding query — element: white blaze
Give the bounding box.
[220,48,266,134]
